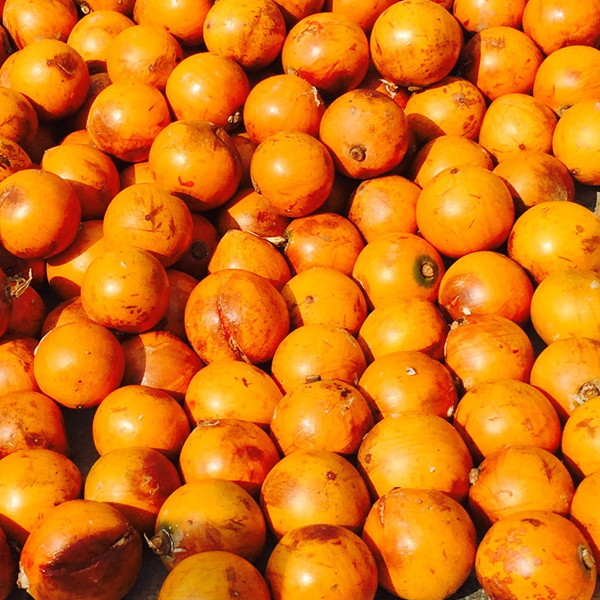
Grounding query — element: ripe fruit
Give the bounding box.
[370,0,463,87]
[260,449,371,538]
[243,74,325,144]
[438,251,534,325]
[150,480,266,570]
[280,267,368,334]
[562,397,600,479]
[363,488,477,600]
[18,499,142,600]
[93,385,190,459]
[479,93,558,163]
[0,449,81,545]
[0,88,38,147]
[416,166,515,258]
[476,511,596,600]
[165,53,249,128]
[281,13,369,96]
[6,286,46,339]
[149,120,242,212]
[319,89,409,179]
[87,83,171,162]
[508,201,600,283]
[172,213,219,280]
[84,447,182,535]
[0,336,39,396]
[553,100,600,185]
[347,175,420,241]
[453,379,562,463]
[453,0,527,32]
[41,297,92,336]
[179,419,279,495]
[0,526,15,600]
[82,247,171,334]
[0,169,81,259]
[469,446,574,529]
[270,379,374,455]
[531,270,600,344]
[203,0,286,71]
[444,314,534,390]
[121,330,203,402]
[458,26,543,101]
[158,552,270,600]
[571,470,600,565]
[251,131,335,217]
[357,414,473,501]
[185,363,280,431]
[33,321,124,409]
[185,269,289,365]
[271,324,366,393]
[0,138,31,183]
[266,525,378,600]
[352,233,445,307]
[530,337,600,422]
[404,77,487,144]
[0,391,67,458]
[9,40,89,120]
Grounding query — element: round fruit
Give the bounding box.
[0,336,39,396]
[562,397,600,479]
[571,470,600,565]
[453,0,527,32]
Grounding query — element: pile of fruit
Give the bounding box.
[1,0,600,599]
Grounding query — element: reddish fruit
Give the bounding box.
[184,362,282,429]
[93,385,190,460]
[363,488,477,600]
[5,285,45,339]
[323,0,398,32]
[158,552,270,600]
[266,525,378,600]
[41,297,92,336]
[0,88,38,147]
[458,26,543,101]
[445,314,534,391]
[149,120,241,212]
[121,330,202,402]
[260,450,371,538]
[476,511,596,600]
[469,446,574,530]
[9,40,89,121]
[353,234,443,307]
[0,336,39,396]
[150,480,266,570]
[494,151,575,214]
[0,391,67,458]
[274,0,325,26]
[81,247,171,334]
[18,499,142,600]
[563,397,600,479]
[0,449,81,545]
[370,0,463,87]
[404,77,487,144]
[571,470,600,565]
[453,0,527,32]
[0,138,31,184]
[438,251,534,325]
[358,351,458,421]
[282,13,369,96]
[319,89,409,179]
[531,338,600,423]
[68,71,111,132]
[203,0,286,71]
[270,379,374,456]
[0,526,15,600]
[416,166,515,258]
[0,169,81,259]
[453,379,561,463]
[165,53,249,128]
[84,447,182,536]
[179,419,279,496]
[159,269,198,341]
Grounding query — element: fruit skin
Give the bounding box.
[571,470,600,565]
[530,337,600,423]
[362,488,477,600]
[475,511,597,600]
[84,446,182,536]
[508,201,600,283]
[185,269,289,366]
[266,524,379,600]
[0,336,39,397]
[469,446,574,530]
[260,449,371,539]
[0,449,82,546]
[370,0,463,87]
[0,526,16,600]
[357,414,473,502]
[33,321,125,409]
[157,551,271,600]
[151,479,266,571]
[453,379,562,463]
[453,0,527,33]
[281,12,370,96]
[562,397,600,480]
[18,499,142,600]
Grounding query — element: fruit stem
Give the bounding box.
[305,374,322,384]
[580,545,596,570]
[469,468,480,485]
[265,235,288,249]
[575,380,600,408]
[8,269,32,299]
[421,261,435,279]
[146,530,173,557]
[350,145,367,162]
